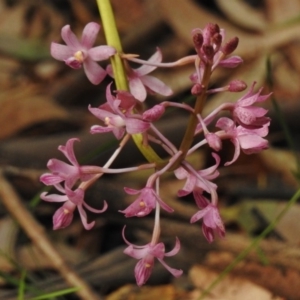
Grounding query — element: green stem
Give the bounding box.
[198,187,300,300]
[96,0,128,90]
[96,0,164,165]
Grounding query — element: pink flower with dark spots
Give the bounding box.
[51,22,116,85]
[123,229,182,286]
[41,186,107,230]
[120,187,174,217]
[216,117,269,165]
[89,84,150,139]
[191,192,225,243]
[174,153,220,197]
[40,138,94,190]
[232,82,271,128]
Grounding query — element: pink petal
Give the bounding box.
[88,106,116,121]
[116,91,137,110]
[124,187,140,195]
[135,48,162,76]
[119,198,154,217]
[193,192,209,209]
[81,22,100,49]
[40,192,68,203]
[224,137,240,166]
[58,138,79,166]
[245,106,268,117]
[83,200,108,214]
[50,43,73,61]
[53,202,75,230]
[83,58,107,85]
[47,158,75,175]
[238,134,268,153]
[164,237,181,257]
[61,25,81,50]
[177,174,197,197]
[256,92,272,103]
[90,125,114,134]
[198,153,220,177]
[157,258,183,277]
[65,187,84,206]
[134,259,153,286]
[125,118,150,134]
[40,173,64,185]
[124,245,150,259]
[88,45,116,61]
[206,133,222,151]
[191,208,207,223]
[77,205,95,230]
[129,77,147,101]
[122,226,142,248]
[239,82,256,102]
[112,127,126,140]
[174,167,188,180]
[218,56,243,68]
[141,75,173,96]
[157,197,174,213]
[234,107,256,125]
[202,225,214,243]
[216,117,234,131]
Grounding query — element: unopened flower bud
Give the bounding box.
[192,31,203,54]
[212,33,222,49]
[202,44,214,61]
[203,23,219,44]
[206,23,220,36]
[221,37,239,55]
[191,83,203,95]
[228,80,247,92]
[143,104,165,121]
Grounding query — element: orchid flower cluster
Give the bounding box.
[40,21,271,286]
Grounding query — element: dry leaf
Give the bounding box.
[189,265,283,300]
[0,86,68,140]
[215,0,267,31]
[259,148,298,187]
[106,284,177,300]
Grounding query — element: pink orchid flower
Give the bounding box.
[89,84,150,139]
[174,153,220,197]
[40,138,94,190]
[190,192,225,243]
[108,48,173,101]
[216,117,269,165]
[51,22,116,85]
[41,186,107,230]
[120,187,174,217]
[123,229,182,286]
[231,82,271,128]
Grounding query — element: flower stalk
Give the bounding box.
[41,2,272,287]
[96,0,164,166]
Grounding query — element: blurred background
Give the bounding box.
[0,0,300,299]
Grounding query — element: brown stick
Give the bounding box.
[0,174,102,300]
